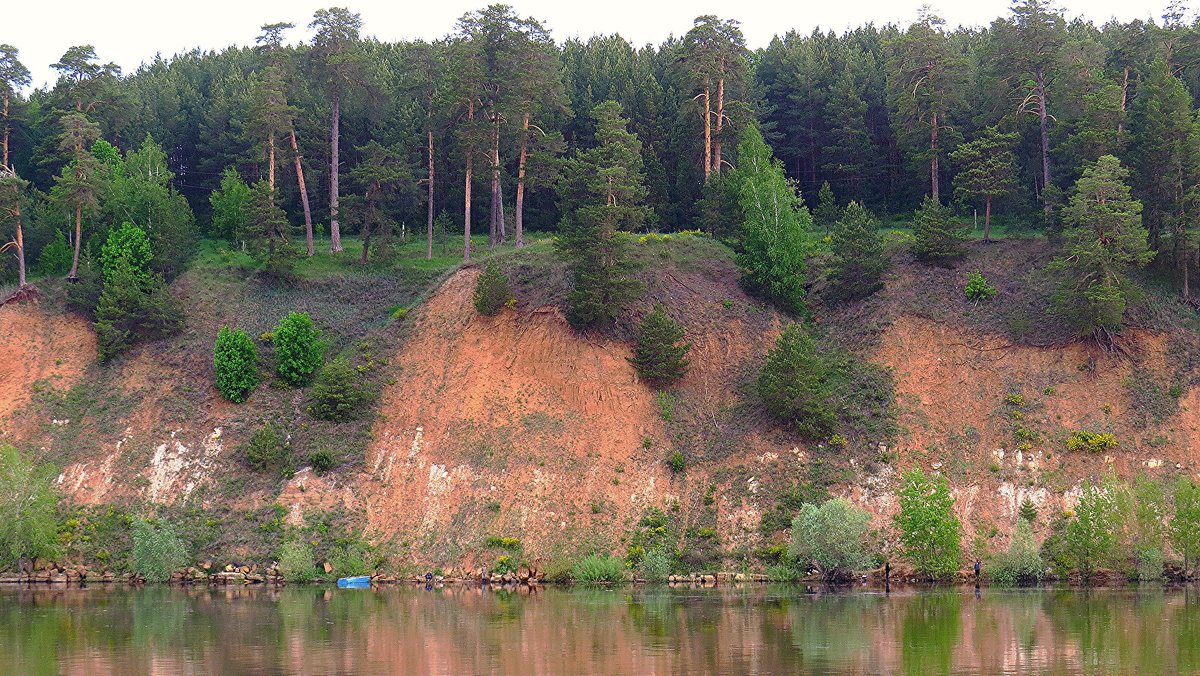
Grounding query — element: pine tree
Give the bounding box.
[813,181,840,233]
[950,127,1019,242]
[473,262,513,315]
[246,180,295,278]
[0,170,29,288]
[821,67,875,199]
[1128,59,1193,258]
[733,124,812,313]
[51,112,100,279]
[910,196,969,265]
[555,101,647,329]
[0,45,31,172]
[1048,155,1152,339]
[886,10,964,203]
[629,304,691,387]
[756,323,836,440]
[828,201,886,302]
[346,140,411,264]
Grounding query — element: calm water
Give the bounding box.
[2,584,1199,675]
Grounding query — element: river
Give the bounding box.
[1,584,1197,674]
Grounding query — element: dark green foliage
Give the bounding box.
[244,422,291,472]
[734,124,812,313]
[964,271,997,302]
[473,263,513,316]
[309,450,336,476]
[895,468,962,578]
[828,201,886,302]
[213,327,259,403]
[273,312,325,386]
[131,518,187,583]
[36,230,72,275]
[556,101,647,329]
[950,126,1019,242]
[1048,155,1152,338]
[1018,497,1038,524]
[0,445,60,570]
[910,196,968,265]
[695,174,741,243]
[756,324,836,440]
[629,304,690,387]
[307,356,369,422]
[246,180,296,279]
[93,222,183,362]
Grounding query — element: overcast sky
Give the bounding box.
[8,0,1181,90]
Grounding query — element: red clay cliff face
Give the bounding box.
[0,301,95,438]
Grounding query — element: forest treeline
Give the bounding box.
[3,0,1200,290]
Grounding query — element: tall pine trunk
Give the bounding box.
[463,100,474,262]
[329,97,342,252]
[14,198,25,287]
[1119,67,1129,136]
[1036,69,1052,219]
[930,111,939,202]
[702,84,712,182]
[1,91,9,170]
[68,203,81,279]
[515,112,529,248]
[713,73,725,175]
[267,135,276,192]
[426,126,435,260]
[984,195,992,243]
[289,129,314,257]
[489,113,504,246]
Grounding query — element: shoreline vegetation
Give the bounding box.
[4,1,1200,602]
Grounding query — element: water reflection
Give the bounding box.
[1,584,1197,675]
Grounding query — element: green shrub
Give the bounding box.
[667,450,686,473]
[0,445,61,570]
[629,305,691,387]
[571,554,625,584]
[1066,430,1117,453]
[788,498,873,580]
[636,547,673,582]
[473,263,514,315]
[1065,482,1119,581]
[910,196,969,265]
[486,536,522,550]
[756,324,837,439]
[36,230,73,275]
[989,519,1044,585]
[213,327,259,403]
[309,450,336,475]
[655,392,677,421]
[244,423,291,472]
[277,540,317,582]
[895,468,962,578]
[273,312,325,386]
[965,271,998,302]
[1018,498,1038,524]
[307,357,370,421]
[131,518,187,583]
[329,543,371,577]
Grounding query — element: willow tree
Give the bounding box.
[679,15,748,181]
[0,46,30,171]
[310,7,366,253]
[887,9,964,203]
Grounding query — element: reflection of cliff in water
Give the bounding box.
[2,585,1200,674]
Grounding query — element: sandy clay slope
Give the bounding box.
[0,301,95,438]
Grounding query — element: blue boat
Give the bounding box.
[336,576,372,589]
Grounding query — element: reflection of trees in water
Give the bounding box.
[2,584,1199,673]
[899,591,961,676]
